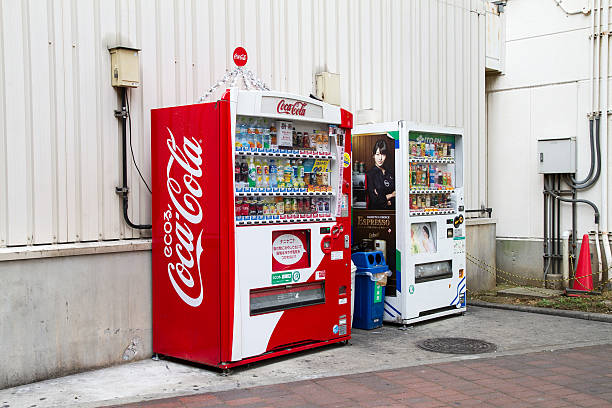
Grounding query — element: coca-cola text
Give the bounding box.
[164,127,205,307]
[277,99,307,116]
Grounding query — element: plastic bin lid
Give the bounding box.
[351,251,387,269]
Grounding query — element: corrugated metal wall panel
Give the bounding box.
[0,0,486,248]
[3,0,29,246]
[0,2,6,248]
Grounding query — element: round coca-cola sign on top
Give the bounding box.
[233,47,247,66]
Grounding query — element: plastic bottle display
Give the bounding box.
[233,117,345,224]
[234,159,241,187]
[247,157,256,188]
[409,193,452,212]
[409,164,453,190]
[409,141,453,159]
[240,123,248,148]
[247,122,256,149]
[235,126,242,149]
[235,157,332,192]
[270,126,277,150]
[235,118,332,154]
[235,196,332,221]
[255,158,263,188]
[240,159,248,189]
[263,127,271,149]
[269,159,277,190]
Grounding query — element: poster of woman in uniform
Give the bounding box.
[351,133,397,296]
[366,139,396,210]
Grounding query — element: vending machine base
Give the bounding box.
[391,307,465,326]
[212,337,350,370]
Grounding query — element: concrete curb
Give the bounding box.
[469,300,612,323]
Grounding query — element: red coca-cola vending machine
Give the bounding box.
[151,86,353,370]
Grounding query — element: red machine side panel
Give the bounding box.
[218,100,236,364]
[152,103,221,366]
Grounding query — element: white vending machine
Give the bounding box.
[352,121,466,325]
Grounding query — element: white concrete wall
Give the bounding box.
[0,247,151,389]
[487,0,601,239]
[0,0,487,249]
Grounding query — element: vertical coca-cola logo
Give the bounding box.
[277,99,307,116]
[163,127,204,307]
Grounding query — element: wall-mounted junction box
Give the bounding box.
[537,138,576,174]
[315,72,340,106]
[109,46,140,88]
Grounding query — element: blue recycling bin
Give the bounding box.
[351,251,390,330]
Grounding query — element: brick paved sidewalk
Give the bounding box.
[110,344,612,408]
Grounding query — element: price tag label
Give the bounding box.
[311,159,329,173]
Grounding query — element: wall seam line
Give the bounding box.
[22,0,34,245]
[72,0,82,242]
[0,0,7,246]
[94,0,104,241]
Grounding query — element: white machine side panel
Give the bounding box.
[388,121,407,321]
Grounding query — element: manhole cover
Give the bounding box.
[416,337,497,354]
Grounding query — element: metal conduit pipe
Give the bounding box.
[597,0,601,114]
[552,177,556,276]
[591,0,596,114]
[544,175,550,277]
[569,118,595,184]
[557,175,561,274]
[565,117,601,189]
[116,87,152,230]
[589,2,595,113]
[545,188,600,225]
[562,230,571,288]
[572,186,577,261]
[594,230,603,283]
[602,0,610,232]
[604,0,611,226]
[543,174,566,278]
[603,232,612,283]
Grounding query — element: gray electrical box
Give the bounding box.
[537,138,576,174]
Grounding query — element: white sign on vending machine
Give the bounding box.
[272,233,307,265]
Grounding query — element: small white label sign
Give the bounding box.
[339,298,347,305]
[331,250,343,260]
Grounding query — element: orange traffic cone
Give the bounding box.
[571,234,594,293]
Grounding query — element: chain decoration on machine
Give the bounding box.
[197,66,270,103]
